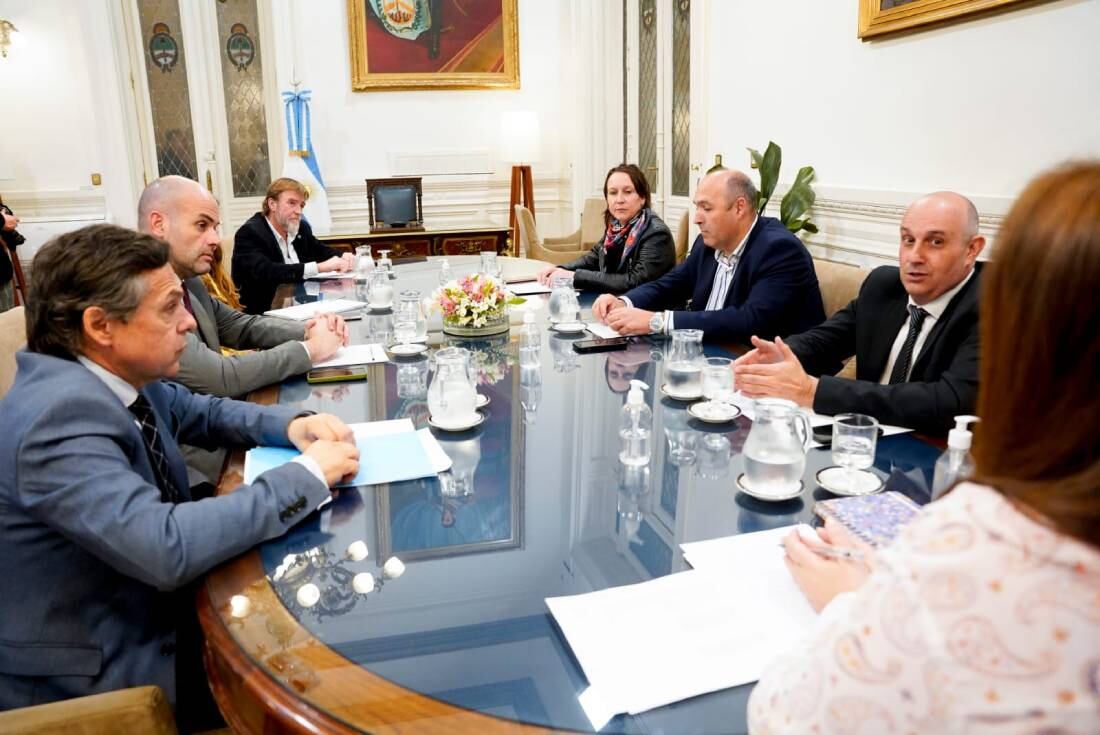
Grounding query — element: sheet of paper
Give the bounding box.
[507,281,552,295]
[585,321,621,339]
[244,419,450,488]
[263,299,367,321]
[546,554,819,727]
[311,343,388,368]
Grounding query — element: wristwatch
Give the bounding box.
[648,311,666,335]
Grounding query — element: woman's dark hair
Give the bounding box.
[973,161,1100,548]
[603,164,652,227]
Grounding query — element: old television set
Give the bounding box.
[365,177,424,233]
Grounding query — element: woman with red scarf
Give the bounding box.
[537,164,675,294]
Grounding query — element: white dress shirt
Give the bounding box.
[664,215,756,333]
[266,217,319,278]
[878,268,974,384]
[76,355,325,486]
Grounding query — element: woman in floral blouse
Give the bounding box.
[749,161,1100,734]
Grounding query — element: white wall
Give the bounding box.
[704,0,1100,263]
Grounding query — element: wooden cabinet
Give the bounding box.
[318,224,512,258]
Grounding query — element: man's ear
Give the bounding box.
[966,234,986,265]
[147,210,168,239]
[81,306,115,349]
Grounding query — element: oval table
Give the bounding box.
[199,256,940,734]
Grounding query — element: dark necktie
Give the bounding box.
[129,393,181,504]
[181,287,195,317]
[888,305,929,385]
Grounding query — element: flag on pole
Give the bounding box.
[281,89,332,235]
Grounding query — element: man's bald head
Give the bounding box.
[898,191,985,305]
[137,176,222,279]
[692,169,760,254]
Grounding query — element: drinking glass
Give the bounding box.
[355,245,374,279]
[393,319,417,347]
[701,357,734,403]
[665,329,704,397]
[832,413,879,492]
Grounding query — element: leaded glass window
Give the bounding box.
[138,0,198,181]
[638,0,658,193]
[215,0,271,197]
[670,0,690,197]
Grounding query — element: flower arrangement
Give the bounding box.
[430,274,524,334]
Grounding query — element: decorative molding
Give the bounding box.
[387,150,493,176]
[0,189,108,221]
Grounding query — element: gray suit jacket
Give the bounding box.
[0,351,330,711]
[176,277,310,399]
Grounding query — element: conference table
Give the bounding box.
[199,256,940,734]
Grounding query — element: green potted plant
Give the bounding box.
[747,142,819,235]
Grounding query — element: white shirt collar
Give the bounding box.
[909,267,975,321]
[76,355,139,407]
[266,216,289,247]
[714,215,758,267]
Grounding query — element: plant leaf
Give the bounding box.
[747,147,763,170]
[757,142,781,213]
[803,222,819,234]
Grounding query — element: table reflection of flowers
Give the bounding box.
[440,338,515,386]
[430,274,523,337]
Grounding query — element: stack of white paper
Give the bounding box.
[311,343,388,368]
[264,299,367,320]
[585,321,621,339]
[507,281,552,296]
[546,525,819,729]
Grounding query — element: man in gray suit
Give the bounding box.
[137,176,346,399]
[0,225,359,731]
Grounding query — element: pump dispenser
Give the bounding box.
[931,415,978,500]
[619,380,652,466]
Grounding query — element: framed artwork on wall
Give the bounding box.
[858,0,1040,40]
[347,0,520,91]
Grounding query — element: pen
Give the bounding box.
[778,541,866,562]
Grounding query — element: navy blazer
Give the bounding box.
[232,212,341,314]
[622,216,825,342]
[0,352,330,715]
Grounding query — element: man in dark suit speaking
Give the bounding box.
[734,191,985,434]
[232,177,353,314]
[0,225,359,729]
[592,169,825,342]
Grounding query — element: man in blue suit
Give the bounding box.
[593,170,825,342]
[0,225,360,731]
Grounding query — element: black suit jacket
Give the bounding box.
[623,216,825,342]
[231,213,341,314]
[561,209,676,294]
[786,263,983,434]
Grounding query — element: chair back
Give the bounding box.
[0,685,179,734]
[812,258,869,318]
[365,177,424,233]
[675,212,691,264]
[0,306,26,399]
[516,205,586,265]
[580,197,606,245]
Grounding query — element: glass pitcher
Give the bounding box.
[427,347,478,427]
[367,268,393,309]
[395,289,428,341]
[665,328,704,398]
[547,277,579,324]
[742,398,811,497]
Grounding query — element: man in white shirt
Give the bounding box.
[232,177,354,313]
[734,191,985,434]
[592,170,825,343]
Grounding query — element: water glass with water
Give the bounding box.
[393,319,417,346]
[368,269,393,309]
[701,357,733,403]
[355,245,374,279]
[832,413,878,487]
[548,277,579,324]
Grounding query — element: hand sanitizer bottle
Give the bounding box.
[931,415,978,500]
[619,380,653,466]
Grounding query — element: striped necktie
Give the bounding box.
[888,305,929,385]
[129,393,182,504]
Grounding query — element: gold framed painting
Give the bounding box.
[348,0,520,91]
[858,0,1040,39]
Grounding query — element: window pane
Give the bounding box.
[138,0,198,181]
[671,0,691,197]
[215,0,272,197]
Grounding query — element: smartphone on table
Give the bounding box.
[572,337,630,354]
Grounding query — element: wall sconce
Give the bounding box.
[0,19,18,59]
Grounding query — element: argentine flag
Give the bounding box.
[282,89,332,235]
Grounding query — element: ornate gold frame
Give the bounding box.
[347,0,520,91]
[858,0,1041,39]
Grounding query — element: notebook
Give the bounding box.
[814,491,922,548]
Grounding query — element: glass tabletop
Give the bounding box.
[242,257,940,734]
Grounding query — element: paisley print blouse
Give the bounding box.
[748,482,1100,734]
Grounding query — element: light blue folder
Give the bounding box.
[245,432,436,488]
